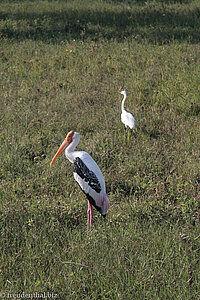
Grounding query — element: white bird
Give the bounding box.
[120,90,135,130]
[50,131,109,230]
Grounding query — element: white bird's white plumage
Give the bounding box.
[120,90,135,130]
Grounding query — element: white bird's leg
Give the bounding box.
[87,201,94,230]
[123,125,128,142]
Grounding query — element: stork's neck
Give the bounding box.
[65,137,80,163]
[121,93,126,112]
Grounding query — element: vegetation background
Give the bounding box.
[0,0,200,298]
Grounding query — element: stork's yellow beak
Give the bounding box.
[50,139,69,167]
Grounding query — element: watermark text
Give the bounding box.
[0,292,57,299]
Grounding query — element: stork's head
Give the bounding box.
[50,131,75,167]
[66,130,74,143]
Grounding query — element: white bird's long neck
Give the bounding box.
[65,138,79,163]
[121,93,126,112]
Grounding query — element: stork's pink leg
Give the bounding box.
[87,201,94,230]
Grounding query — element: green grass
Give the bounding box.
[0,0,200,298]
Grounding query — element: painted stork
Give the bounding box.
[50,131,109,230]
[120,90,135,130]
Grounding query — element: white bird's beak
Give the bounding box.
[50,139,69,167]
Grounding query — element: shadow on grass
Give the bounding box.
[108,181,136,197]
[0,1,199,43]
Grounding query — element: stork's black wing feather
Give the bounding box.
[73,157,101,193]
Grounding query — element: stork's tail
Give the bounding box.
[101,193,109,217]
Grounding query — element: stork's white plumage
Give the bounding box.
[50,131,109,230]
[120,90,135,130]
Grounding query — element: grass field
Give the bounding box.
[0,0,200,298]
